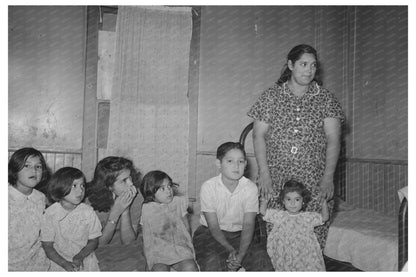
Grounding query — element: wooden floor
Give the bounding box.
[324,256,362,271]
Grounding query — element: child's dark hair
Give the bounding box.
[86,156,140,212]
[48,167,86,202]
[216,142,246,161]
[140,170,173,203]
[8,147,50,190]
[279,179,312,211]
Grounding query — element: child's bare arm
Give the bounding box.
[321,198,329,222]
[182,214,192,235]
[41,241,78,271]
[72,238,99,268]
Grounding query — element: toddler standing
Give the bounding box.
[41,167,102,271]
[260,179,328,271]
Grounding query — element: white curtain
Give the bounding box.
[106,6,192,193]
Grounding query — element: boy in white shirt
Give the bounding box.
[193,142,273,271]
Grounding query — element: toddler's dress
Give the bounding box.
[140,196,195,270]
[41,202,102,271]
[263,209,325,271]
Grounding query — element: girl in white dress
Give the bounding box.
[260,179,329,271]
[41,167,102,271]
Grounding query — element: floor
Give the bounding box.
[324,255,362,271]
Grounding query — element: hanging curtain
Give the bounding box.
[106,6,192,193]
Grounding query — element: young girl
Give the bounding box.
[260,179,329,271]
[8,147,51,271]
[41,167,102,271]
[140,170,198,271]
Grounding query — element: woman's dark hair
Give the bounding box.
[277,44,322,86]
[8,147,50,191]
[140,170,173,203]
[279,179,312,211]
[48,167,86,202]
[86,156,140,212]
[216,142,246,161]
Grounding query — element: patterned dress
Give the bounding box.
[263,209,325,271]
[41,202,102,271]
[140,196,195,270]
[248,81,344,248]
[8,185,50,271]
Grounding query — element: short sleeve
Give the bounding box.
[200,182,216,213]
[247,87,277,124]
[88,210,102,239]
[308,212,323,227]
[40,213,55,242]
[323,91,345,123]
[263,209,282,223]
[243,184,259,213]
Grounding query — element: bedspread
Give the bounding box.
[324,208,398,271]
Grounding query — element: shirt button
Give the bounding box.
[296,107,300,111]
[294,129,299,133]
[296,117,300,121]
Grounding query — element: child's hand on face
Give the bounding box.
[113,188,137,214]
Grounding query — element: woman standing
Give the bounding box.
[248,44,344,248]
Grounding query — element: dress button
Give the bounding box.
[296,107,300,111]
[296,117,300,121]
[294,129,299,133]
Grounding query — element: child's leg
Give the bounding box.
[151,263,170,271]
[192,226,228,271]
[171,259,199,271]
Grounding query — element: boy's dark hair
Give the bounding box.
[140,170,173,203]
[8,147,50,190]
[216,142,246,161]
[48,167,86,202]
[86,156,140,212]
[279,179,312,211]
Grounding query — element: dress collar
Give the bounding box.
[281,81,320,97]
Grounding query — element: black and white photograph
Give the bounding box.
[6,2,409,272]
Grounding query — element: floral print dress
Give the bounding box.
[248,81,344,248]
[263,209,325,271]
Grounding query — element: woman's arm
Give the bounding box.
[72,238,99,268]
[320,199,329,222]
[252,120,272,198]
[41,241,78,271]
[203,212,235,253]
[320,118,342,200]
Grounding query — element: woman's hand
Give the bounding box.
[257,171,273,199]
[62,261,79,272]
[319,175,334,200]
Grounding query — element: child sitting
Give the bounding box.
[260,179,329,271]
[8,148,51,271]
[139,170,198,271]
[41,167,102,271]
[192,142,273,271]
